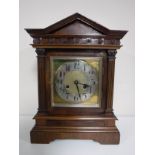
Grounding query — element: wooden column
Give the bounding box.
[36,48,47,113]
[106,50,117,113]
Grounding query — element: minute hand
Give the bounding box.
[74,80,81,98]
[75,83,81,98]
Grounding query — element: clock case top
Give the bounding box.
[25,13,127,144]
[26,13,127,49]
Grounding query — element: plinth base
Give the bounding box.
[30,126,120,144]
[30,113,120,144]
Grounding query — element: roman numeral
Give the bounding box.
[74,63,77,69]
[66,64,70,71]
[77,60,80,66]
[63,72,65,76]
[59,71,62,77]
[74,61,80,69]
[66,93,70,99]
[84,65,86,71]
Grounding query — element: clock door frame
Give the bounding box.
[44,49,107,115]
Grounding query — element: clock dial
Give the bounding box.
[55,60,98,103]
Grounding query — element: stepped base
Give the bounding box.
[30,126,120,144]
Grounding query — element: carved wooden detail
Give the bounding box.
[35,48,46,55]
[107,50,117,59]
[32,36,120,46]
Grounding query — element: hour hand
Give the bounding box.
[78,82,90,88]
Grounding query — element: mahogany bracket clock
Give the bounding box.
[25,13,127,144]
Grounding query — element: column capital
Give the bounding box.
[107,50,117,59]
[35,48,46,55]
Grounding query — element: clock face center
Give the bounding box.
[74,80,78,84]
[64,70,88,95]
[55,60,98,103]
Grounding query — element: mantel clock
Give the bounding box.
[25,13,127,144]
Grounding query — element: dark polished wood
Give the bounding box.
[26,13,127,144]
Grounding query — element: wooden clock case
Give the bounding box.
[25,13,127,144]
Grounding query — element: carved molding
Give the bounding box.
[107,50,117,59]
[104,39,120,45]
[32,37,120,46]
[35,48,46,55]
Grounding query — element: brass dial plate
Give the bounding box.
[50,56,103,107]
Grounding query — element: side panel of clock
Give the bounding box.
[35,48,49,113]
[44,49,107,115]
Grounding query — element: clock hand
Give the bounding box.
[74,80,81,99]
[77,82,91,88]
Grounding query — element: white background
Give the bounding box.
[19,0,134,155]
[2,0,155,155]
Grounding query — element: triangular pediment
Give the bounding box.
[43,13,110,35]
[50,20,103,35]
[25,13,127,39]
